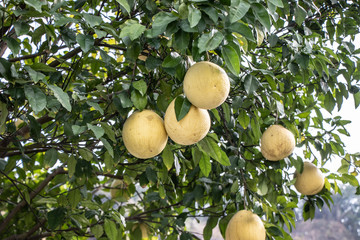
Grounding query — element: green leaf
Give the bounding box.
[198,137,230,166]
[146,12,178,38]
[252,3,271,31]
[267,225,284,237]
[79,148,93,161]
[324,93,336,113]
[116,0,131,14]
[132,80,148,96]
[44,148,58,168]
[101,137,114,157]
[250,118,262,141]
[162,54,182,68]
[342,174,359,187]
[3,37,20,55]
[49,85,72,111]
[99,122,116,142]
[174,96,192,121]
[25,0,45,12]
[238,109,250,129]
[244,75,260,94]
[91,225,104,239]
[24,85,47,114]
[28,115,41,140]
[67,155,76,178]
[72,125,87,135]
[104,219,118,240]
[82,13,103,27]
[14,21,30,36]
[295,5,307,26]
[76,34,94,53]
[162,145,174,170]
[87,101,104,115]
[68,188,82,209]
[30,63,57,72]
[354,92,360,109]
[188,7,202,28]
[48,207,66,229]
[174,30,190,51]
[230,1,250,23]
[203,217,218,240]
[131,90,147,110]
[25,66,45,83]
[222,45,240,75]
[198,31,224,53]
[268,0,284,8]
[120,20,146,40]
[228,22,255,42]
[199,152,211,177]
[87,123,105,139]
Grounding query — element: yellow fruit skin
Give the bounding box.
[260,125,295,161]
[225,210,266,240]
[122,110,168,159]
[164,98,210,145]
[110,179,130,201]
[295,161,324,195]
[183,61,230,109]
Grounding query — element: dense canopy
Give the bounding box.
[0,0,360,239]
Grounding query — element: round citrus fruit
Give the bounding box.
[122,110,168,159]
[183,61,230,109]
[295,161,324,195]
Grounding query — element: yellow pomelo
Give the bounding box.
[295,161,324,195]
[164,98,210,145]
[260,125,295,161]
[122,110,168,159]
[183,61,230,109]
[110,179,130,201]
[225,210,266,240]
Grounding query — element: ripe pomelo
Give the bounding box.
[225,210,266,240]
[295,161,325,195]
[122,110,168,159]
[183,61,230,109]
[260,125,295,161]
[164,98,210,145]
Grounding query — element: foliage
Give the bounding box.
[0,0,360,239]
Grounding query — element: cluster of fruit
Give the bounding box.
[121,61,230,159]
[117,61,325,240]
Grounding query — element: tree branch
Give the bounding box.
[0,167,67,234]
[3,219,46,240]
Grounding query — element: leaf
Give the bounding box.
[13,21,30,36]
[162,54,182,68]
[295,5,307,26]
[49,85,72,111]
[44,148,58,168]
[82,13,103,27]
[268,0,284,8]
[47,207,66,229]
[79,148,93,161]
[87,101,104,115]
[24,66,45,83]
[197,137,230,166]
[131,90,147,110]
[3,37,20,55]
[24,85,47,114]
[174,30,190,51]
[101,137,114,157]
[198,31,224,53]
[25,0,45,12]
[28,115,41,140]
[324,93,336,113]
[91,225,104,239]
[222,45,240,75]
[353,92,360,109]
[76,34,94,52]
[132,80,148,96]
[120,20,146,40]
[87,123,105,139]
[67,155,76,178]
[104,219,118,240]
[99,122,116,142]
[162,145,174,170]
[252,3,271,31]
[255,26,264,46]
[174,96,192,121]
[228,22,255,42]
[30,63,57,72]
[230,1,250,23]
[244,75,259,94]
[203,217,218,240]
[146,12,178,38]
[199,152,211,177]
[238,109,250,129]
[116,0,131,14]
[188,7,202,28]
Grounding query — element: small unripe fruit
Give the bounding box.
[122,110,168,159]
[295,161,325,195]
[183,61,230,109]
[225,210,266,240]
[260,125,295,161]
[164,98,210,145]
